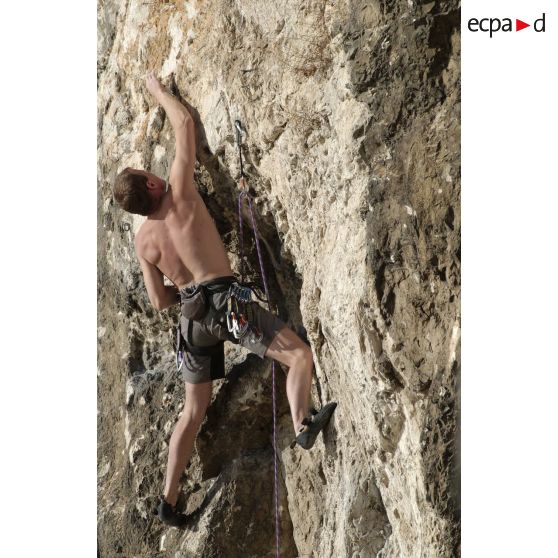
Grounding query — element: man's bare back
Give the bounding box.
[135,177,233,290]
[120,71,233,307]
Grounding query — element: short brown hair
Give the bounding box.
[113,168,153,216]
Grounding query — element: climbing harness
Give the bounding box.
[175,278,236,374]
[180,283,210,321]
[235,119,281,558]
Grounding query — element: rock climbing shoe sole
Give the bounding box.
[291,402,337,450]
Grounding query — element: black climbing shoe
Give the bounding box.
[155,497,188,528]
[290,402,338,450]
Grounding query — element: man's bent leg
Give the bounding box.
[163,380,213,506]
[264,326,314,435]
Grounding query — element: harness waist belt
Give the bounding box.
[203,280,236,295]
[181,275,237,296]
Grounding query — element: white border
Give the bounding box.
[1,1,557,555]
[463,1,558,556]
[0,2,96,555]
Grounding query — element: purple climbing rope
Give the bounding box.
[237,192,246,282]
[238,189,281,558]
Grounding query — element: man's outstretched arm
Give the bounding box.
[146,71,196,193]
[146,71,193,131]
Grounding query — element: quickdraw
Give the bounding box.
[225,282,263,342]
[176,324,185,372]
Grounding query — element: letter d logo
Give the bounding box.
[534,13,546,32]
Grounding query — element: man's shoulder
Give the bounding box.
[134,223,148,254]
[134,221,164,264]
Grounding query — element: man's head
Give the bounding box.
[113,168,167,216]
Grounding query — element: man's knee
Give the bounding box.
[181,382,212,427]
[264,326,313,369]
[178,404,207,430]
[293,343,313,369]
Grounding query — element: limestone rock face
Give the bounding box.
[97,1,460,557]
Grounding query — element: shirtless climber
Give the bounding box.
[112,70,337,527]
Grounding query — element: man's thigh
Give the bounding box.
[236,300,287,359]
[263,325,311,368]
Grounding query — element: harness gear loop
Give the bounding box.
[224,281,259,340]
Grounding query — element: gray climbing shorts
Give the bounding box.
[179,275,285,384]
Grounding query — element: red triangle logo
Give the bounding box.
[516,19,530,31]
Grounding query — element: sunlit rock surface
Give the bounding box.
[97,1,460,556]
